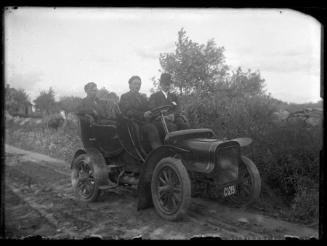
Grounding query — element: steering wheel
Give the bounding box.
[150,104,174,119]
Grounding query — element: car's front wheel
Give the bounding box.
[151,157,191,221]
[71,154,100,202]
[227,155,261,206]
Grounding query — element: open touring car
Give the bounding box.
[71,104,261,221]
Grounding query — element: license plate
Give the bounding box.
[223,185,236,197]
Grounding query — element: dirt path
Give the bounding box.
[4,144,319,239]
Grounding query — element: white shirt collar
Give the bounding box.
[161,90,168,99]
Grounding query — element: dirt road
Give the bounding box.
[4,144,319,239]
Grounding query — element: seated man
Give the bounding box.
[119,75,162,150]
[76,82,101,121]
[149,73,190,139]
[76,82,119,124]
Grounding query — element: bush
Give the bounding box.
[290,181,319,224]
[180,91,321,223]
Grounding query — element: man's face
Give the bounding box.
[129,79,142,93]
[86,86,98,99]
[161,83,171,93]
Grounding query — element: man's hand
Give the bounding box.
[144,111,152,119]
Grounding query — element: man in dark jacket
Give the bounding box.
[149,73,190,138]
[77,82,118,124]
[76,82,102,122]
[119,75,161,150]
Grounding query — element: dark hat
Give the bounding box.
[160,73,172,85]
[84,82,97,92]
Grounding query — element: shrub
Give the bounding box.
[290,177,319,224]
[180,91,321,223]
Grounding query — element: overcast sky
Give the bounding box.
[4,7,321,103]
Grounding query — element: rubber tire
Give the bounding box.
[71,154,100,202]
[228,155,261,206]
[151,157,191,221]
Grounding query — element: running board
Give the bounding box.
[98,179,118,190]
[98,184,118,190]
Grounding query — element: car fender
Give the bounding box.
[71,147,108,187]
[229,137,252,147]
[71,148,87,169]
[137,145,189,210]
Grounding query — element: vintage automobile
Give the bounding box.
[71,104,261,221]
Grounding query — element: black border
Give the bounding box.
[1,0,326,242]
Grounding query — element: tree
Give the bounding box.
[97,87,111,100]
[5,84,30,114]
[224,67,266,98]
[150,76,160,94]
[58,96,83,113]
[159,28,229,95]
[33,87,57,115]
[97,87,119,103]
[157,28,267,99]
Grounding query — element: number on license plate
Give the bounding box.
[223,185,236,197]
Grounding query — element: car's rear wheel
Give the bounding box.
[227,155,261,206]
[71,154,100,202]
[151,157,191,221]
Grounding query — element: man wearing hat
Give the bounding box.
[149,73,190,139]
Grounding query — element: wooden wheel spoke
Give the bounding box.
[160,189,168,199]
[160,193,169,207]
[167,169,174,184]
[171,194,178,208]
[158,191,165,200]
[159,176,167,185]
[173,185,181,193]
[158,185,170,193]
[162,170,169,184]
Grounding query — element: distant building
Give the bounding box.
[12,101,33,117]
[5,84,34,117]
